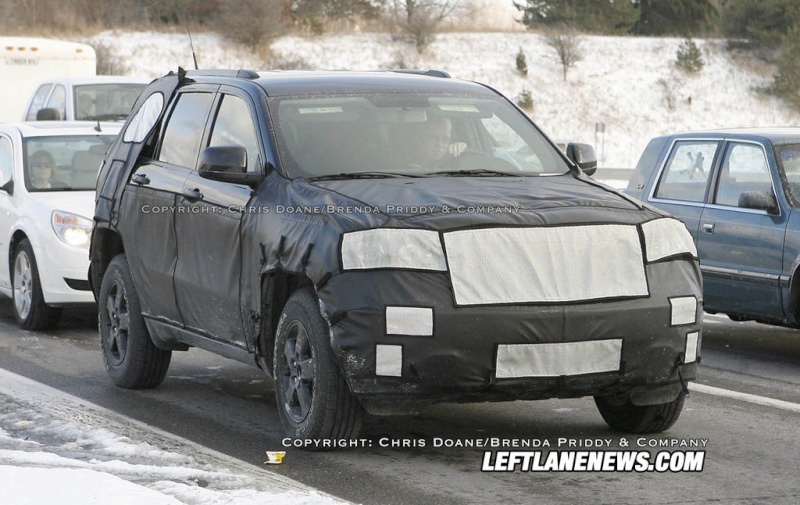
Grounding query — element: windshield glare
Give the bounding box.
[268,94,568,179]
[24,135,115,192]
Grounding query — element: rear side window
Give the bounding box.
[158,92,214,168]
[653,140,720,203]
[26,84,53,120]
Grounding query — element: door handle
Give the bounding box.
[182,187,204,201]
[131,173,150,185]
[702,223,715,234]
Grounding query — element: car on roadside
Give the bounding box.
[23,76,150,122]
[91,69,702,444]
[0,122,121,329]
[626,128,800,328]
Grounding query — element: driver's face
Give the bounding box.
[417,120,451,164]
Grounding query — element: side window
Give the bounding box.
[46,85,67,120]
[26,84,53,120]
[714,142,774,207]
[158,92,215,168]
[654,140,719,203]
[208,94,260,173]
[0,136,13,185]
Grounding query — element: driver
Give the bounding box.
[409,115,467,168]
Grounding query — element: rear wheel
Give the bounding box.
[274,288,363,447]
[12,239,61,330]
[594,392,686,434]
[99,254,171,388]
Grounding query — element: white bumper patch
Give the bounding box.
[385,306,433,336]
[443,225,648,306]
[685,331,700,363]
[375,344,403,377]
[495,339,623,378]
[670,296,698,326]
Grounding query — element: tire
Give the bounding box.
[12,239,62,330]
[99,254,171,389]
[594,392,686,434]
[274,287,363,446]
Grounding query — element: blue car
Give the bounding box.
[626,128,800,328]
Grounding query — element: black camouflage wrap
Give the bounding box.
[92,71,702,414]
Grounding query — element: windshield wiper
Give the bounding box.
[309,171,423,181]
[425,169,520,177]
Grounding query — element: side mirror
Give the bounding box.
[566,142,597,176]
[0,179,13,196]
[738,191,779,215]
[198,146,262,186]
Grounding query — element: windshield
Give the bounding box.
[24,135,116,192]
[73,83,146,121]
[267,93,569,179]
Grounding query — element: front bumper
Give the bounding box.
[38,239,95,305]
[319,259,701,415]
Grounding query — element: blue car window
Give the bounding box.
[654,140,719,202]
[715,143,772,207]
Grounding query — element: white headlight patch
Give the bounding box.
[341,229,446,271]
[496,339,623,378]
[642,218,697,262]
[443,225,648,306]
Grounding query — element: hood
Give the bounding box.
[28,190,95,221]
[310,173,655,229]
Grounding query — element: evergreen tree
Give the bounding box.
[631,0,717,36]
[720,0,800,50]
[514,0,638,34]
[675,37,704,73]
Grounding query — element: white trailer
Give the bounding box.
[0,37,96,123]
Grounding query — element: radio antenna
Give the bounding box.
[186,22,199,70]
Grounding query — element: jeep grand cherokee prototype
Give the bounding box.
[90,69,702,444]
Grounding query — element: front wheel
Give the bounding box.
[274,288,363,446]
[99,254,171,389]
[12,239,61,330]
[594,392,686,434]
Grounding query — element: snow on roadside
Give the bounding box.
[0,371,350,505]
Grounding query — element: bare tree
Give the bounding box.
[391,0,461,53]
[544,29,582,81]
[217,0,289,51]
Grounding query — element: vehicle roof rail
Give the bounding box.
[185,69,260,79]
[387,69,451,78]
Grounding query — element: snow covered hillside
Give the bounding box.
[88,29,800,168]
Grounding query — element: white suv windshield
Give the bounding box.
[74,83,147,121]
[268,94,568,179]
